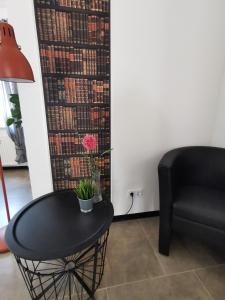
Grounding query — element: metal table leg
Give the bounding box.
[15,231,109,300]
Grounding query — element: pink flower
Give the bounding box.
[82,134,97,151]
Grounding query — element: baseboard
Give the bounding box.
[3,166,29,170]
[113,210,159,222]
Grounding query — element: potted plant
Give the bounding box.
[6,93,27,163]
[74,180,96,213]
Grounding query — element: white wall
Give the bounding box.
[7,0,53,198]
[212,68,225,146]
[0,7,7,19]
[4,0,225,214]
[111,0,225,215]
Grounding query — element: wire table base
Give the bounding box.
[15,231,109,300]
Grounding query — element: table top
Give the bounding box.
[5,190,114,261]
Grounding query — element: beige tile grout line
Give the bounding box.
[148,261,225,280]
[149,269,198,280]
[98,261,225,296]
[137,219,225,278]
[98,219,225,296]
[99,270,199,292]
[95,286,110,299]
[194,262,225,272]
[192,270,215,300]
[100,267,219,294]
[99,277,150,291]
[137,219,167,275]
[106,287,110,300]
[140,252,225,281]
[144,262,225,282]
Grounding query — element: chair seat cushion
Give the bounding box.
[173,185,225,231]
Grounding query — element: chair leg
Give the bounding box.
[158,225,171,256]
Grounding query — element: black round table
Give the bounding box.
[5,190,114,300]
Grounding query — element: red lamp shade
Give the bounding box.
[0,20,34,83]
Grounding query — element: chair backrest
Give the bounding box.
[174,146,225,191]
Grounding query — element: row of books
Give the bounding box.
[36,0,110,13]
[47,106,110,130]
[49,132,110,155]
[40,45,110,76]
[54,178,80,190]
[52,157,90,178]
[49,132,98,154]
[52,156,110,178]
[43,77,110,104]
[34,0,110,194]
[37,8,110,45]
[70,156,110,177]
[54,177,110,191]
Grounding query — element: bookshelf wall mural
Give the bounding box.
[33,0,110,197]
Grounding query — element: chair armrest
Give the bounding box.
[158,147,187,201]
[158,148,188,224]
[158,148,187,170]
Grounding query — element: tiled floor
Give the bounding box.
[0,172,225,299]
[1,216,225,299]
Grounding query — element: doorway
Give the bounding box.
[0,82,32,227]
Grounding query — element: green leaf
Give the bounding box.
[6,118,15,126]
[8,94,22,124]
[74,179,96,200]
[12,110,21,120]
[101,148,113,156]
[9,94,19,104]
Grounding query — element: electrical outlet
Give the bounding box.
[128,190,143,198]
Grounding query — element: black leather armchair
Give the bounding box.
[158,146,225,255]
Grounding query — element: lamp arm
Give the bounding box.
[0,156,10,222]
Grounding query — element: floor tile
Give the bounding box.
[0,169,32,227]
[101,220,163,287]
[182,237,225,265]
[138,216,159,240]
[196,264,225,300]
[0,253,108,300]
[108,272,212,300]
[108,220,147,245]
[95,289,108,300]
[0,253,30,300]
[71,288,108,300]
[150,233,224,274]
[2,210,225,300]
[139,216,225,270]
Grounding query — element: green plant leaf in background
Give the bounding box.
[6,94,22,128]
[6,118,15,127]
